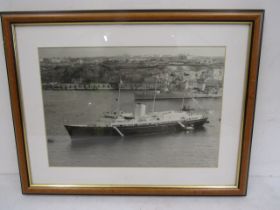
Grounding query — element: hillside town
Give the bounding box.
[40,54,224,95]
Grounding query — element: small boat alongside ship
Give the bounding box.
[64,79,209,139]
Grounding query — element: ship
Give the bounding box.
[65,104,209,138]
[64,79,209,138]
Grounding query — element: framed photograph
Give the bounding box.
[2,10,263,195]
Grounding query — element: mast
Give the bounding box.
[117,76,122,115]
[181,91,186,110]
[181,80,189,110]
[152,77,157,113]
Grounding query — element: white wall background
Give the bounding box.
[0,0,279,209]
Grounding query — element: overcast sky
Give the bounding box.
[39,46,225,58]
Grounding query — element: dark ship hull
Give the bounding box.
[65,117,208,138]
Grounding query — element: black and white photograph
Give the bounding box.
[39,46,225,168]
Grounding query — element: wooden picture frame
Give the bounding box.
[1,10,263,195]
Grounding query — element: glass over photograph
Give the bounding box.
[39,46,226,168]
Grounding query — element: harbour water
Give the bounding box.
[44,90,222,168]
